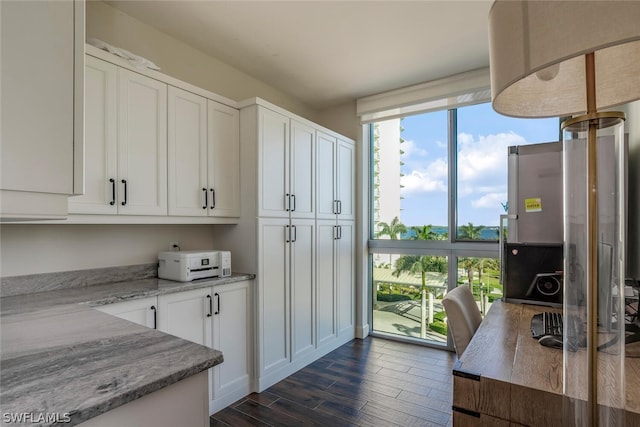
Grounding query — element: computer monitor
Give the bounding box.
[503,242,564,307]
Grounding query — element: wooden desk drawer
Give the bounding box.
[453,370,510,419]
[452,408,510,426]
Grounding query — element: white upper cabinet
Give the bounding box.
[316,131,355,220]
[289,120,315,219]
[336,139,355,220]
[257,109,315,219]
[0,0,84,220]
[117,68,168,216]
[69,56,117,214]
[72,63,168,216]
[168,87,208,216]
[167,90,239,218]
[68,47,240,223]
[207,100,240,218]
[258,108,290,218]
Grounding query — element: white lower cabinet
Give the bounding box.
[94,296,157,329]
[157,287,212,347]
[93,280,252,415]
[316,220,356,347]
[209,281,251,413]
[257,218,316,389]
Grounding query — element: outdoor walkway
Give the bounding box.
[373,300,447,343]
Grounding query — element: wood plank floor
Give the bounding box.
[211,337,457,427]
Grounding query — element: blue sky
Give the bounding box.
[397,103,559,228]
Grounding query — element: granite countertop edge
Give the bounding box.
[0,272,255,426]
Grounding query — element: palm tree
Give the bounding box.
[376,216,407,267]
[393,224,445,338]
[458,222,483,240]
[459,257,479,290]
[376,216,407,240]
[410,224,439,241]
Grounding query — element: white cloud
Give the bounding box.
[401,158,447,194]
[457,131,525,183]
[399,131,525,202]
[471,192,508,209]
[401,139,428,158]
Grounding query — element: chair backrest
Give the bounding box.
[442,285,482,358]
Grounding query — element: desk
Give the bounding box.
[452,300,640,426]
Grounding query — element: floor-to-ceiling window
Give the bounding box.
[369,101,559,347]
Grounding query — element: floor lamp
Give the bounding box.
[488,1,640,426]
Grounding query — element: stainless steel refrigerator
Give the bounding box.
[507,141,564,244]
[503,141,564,306]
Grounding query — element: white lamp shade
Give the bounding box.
[489,0,640,118]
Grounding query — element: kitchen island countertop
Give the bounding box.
[0,273,254,426]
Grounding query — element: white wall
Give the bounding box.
[0,225,218,277]
[86,1,318,122]
[0,1,354,279]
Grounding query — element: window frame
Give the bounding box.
[367,104,500,349]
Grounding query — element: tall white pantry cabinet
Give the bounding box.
[217,98,355,392]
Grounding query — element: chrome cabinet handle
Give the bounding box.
[214,293,220,315]
[292,225,297,242]
[203,188,208,209]
[206,294,212,317]
[291,194,296,212]
[285,225,290,243]
[338,200,342,214]
[285,193,290,211]
[210,188,215,209]
[121,180,128,206]
[109,179,116,205]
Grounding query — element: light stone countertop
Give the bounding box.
[0,273,254,426]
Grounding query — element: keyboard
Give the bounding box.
[530,311,585,340]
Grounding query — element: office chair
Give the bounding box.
[442,285,483,358]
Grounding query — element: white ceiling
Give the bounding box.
[105,0,493,109]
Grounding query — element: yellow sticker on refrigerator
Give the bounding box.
[524,197,542,212]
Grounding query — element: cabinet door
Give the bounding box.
[117,68,168,215]
[208,100,240,217]
[289,120,315,219]
[336,221,355,337]
[211,280,251,399]
[69,56,118,214]
[316,131,337,219]
[94,297,157,329]
[258,108,289,218]
[258,218,290,375]
[290,219,315,359]
[336,139,355,220]
[316,220,337,347]
[167,86,208,216]
[157,288,212,347]
[0,0,75,195]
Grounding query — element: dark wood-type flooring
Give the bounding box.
[211,337,457,427]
